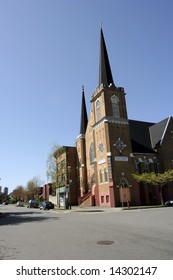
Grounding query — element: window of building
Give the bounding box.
[148,159,154,172]
[58,175,61,183]
[61,160,65,169]
[134,159,139,172]
[154,160,159,173]
[62,173,66,183]
[89,142,95,165]
[57,162,61,170]
[111,95,120,118]
[138,158,143,174]
[143,158,148,173]
[101,196,104,203]
[99,169,103,183]
[104,168,108,182]
[96,99,101,122]
[91,174,96,185]
[106,195,109,203]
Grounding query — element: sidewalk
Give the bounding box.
[53,204,164,213]
[53,205,123,213]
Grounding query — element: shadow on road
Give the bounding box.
[0,211,59,226]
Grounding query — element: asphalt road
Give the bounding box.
[0,204,173,260]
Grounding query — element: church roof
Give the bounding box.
[129,119,156,153]
[129,117,171,153]
[99,26,114,87]
[79,86,88,135]
[149,117,170,148]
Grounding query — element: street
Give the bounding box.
[0,204,173,260]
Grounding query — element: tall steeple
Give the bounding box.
[80,86,88,135]
[99,25,114,87]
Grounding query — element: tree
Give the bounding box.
[12,185,25,202]
[132,170,173,205]
[0,193,9,204]
[25,176,43,200]
[47,144,61,207]
[47,144,60,190]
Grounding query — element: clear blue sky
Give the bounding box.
[0,0,173,193]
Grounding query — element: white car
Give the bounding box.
[16,201,24,207]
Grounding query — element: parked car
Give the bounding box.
[2,201,9,205]
[165,200,173,206]
[40,201,54,210]
[16,201,24,207]
[28,200,39,208]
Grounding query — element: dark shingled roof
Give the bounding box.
[129,119,155,153]
[129,118,171,153]
[149,117,170,148]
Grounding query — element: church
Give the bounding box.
[55,27,173,208]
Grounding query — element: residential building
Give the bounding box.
[54,146,79,208]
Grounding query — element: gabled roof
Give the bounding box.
[129,119,155,153]
[98,26,114,87]
[149,117,170,148]
[129,117,171,153]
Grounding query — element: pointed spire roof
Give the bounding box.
[80,86,88,135]
[99,25,114,87]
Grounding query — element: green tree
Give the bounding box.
[132,170,173,205]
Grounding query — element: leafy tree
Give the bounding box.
[132,170,173,205]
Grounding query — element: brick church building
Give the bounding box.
[55,27,173,207]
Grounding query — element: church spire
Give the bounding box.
[99,25,114,87]
[80,85,88,135]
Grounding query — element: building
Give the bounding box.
[54,146,79,208]
[57,26,173,207]
[3,187,8,196]
[42,183,56,204]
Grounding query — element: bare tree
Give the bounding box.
[47,144,60,206]
[12,185,25,202]
[25,176,43,200]
[47,144,60,189]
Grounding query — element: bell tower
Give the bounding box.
[89,26,134,206]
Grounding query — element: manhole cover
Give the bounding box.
[97,240,114,245]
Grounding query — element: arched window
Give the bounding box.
[89,142,95,165]
[91,174,96,185]
[96,99,101,122]
[99,169,103,183]
[143,158,148,173]
[104,168,108,182]
[111,95,120,118]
